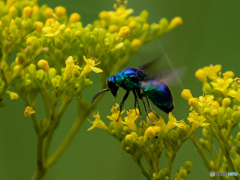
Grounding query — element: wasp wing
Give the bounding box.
[146,67,186,86]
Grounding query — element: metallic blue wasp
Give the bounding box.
[91,60,177,125]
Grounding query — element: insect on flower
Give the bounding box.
[91,59,183,125]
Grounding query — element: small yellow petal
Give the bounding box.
[24,106,35,117]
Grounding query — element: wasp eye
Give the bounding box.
[107,80,115,89]
[107,75,116,90]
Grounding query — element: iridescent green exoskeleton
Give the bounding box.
[91,61,179,125]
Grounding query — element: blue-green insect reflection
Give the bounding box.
[91,61,175,125]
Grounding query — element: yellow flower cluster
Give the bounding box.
[89,103,192,179]
[182,64,240,177]
[0,0,184,179]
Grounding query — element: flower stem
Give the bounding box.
[190,135,211,171]
[47,116,85,168]
[32,137,46,180]
[224,148,240,180]
[132,156,151,180]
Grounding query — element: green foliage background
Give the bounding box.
[1,0,240,179]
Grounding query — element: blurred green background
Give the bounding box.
[1,0,240,179]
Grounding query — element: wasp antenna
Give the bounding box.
[91,89,110,104]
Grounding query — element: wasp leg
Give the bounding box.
[117,90,130,122]
[142,94,159,119]
[133,90,142,119]
[136,89,154,125]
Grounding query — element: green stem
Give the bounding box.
[225,148,240,180]
[32,137,46,180]
[216,148,223,170]
[47,116,85,168]
[167,139,186,179]
[132,156,151,180]
[42,97,71,161]
[190,135,212,171]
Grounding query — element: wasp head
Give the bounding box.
[91,75,119,105]
[107,75,119,97]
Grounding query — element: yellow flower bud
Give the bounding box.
[108,25,118,33]
[181,89,193,101]
[45,18,54,26]
[32,5,39,14]
[37,60,49,72]
[44,8,53,19]
[169,17,183,29]
[55,6,66,18]
[222,98,231,107]
[125,134,134,142]
[128,16,135,22]
[24,106,35,117]
[211,109,218,117]
[154,126,161,134]
[211,101,220,108]
[22,6,33,19]
[159,18,169,31]
[10,19,15,26]
[185,161,193,171]
[223,71,234,79]
[131,39,142,48]
[148,112,156,122]
[64,27,71,34]
[99,11,109,20]
[209,161,214,169]
[0,21,2,27]
[144,126,156,138]
[16,52,26,65]
[35,21,43,34]
[195,69,207,82]
[9,6,17,17]
[9,92,19,101]
[13,65,23,75]
[188,98,199,108]
[203,107,210,115]
[118,26,130,38]
[199,138,205,147]
[125,146,131,151]
[75,30,81,38]
[73,69,81,77]
[26,36,36,46]
[178,169,187,180]
[69,13,81,24]
[129,21,137,29]
[15,57,19,64]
